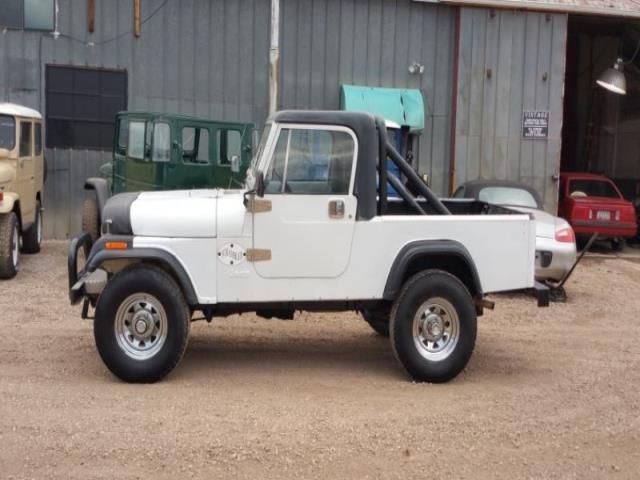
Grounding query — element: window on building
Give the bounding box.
[264,128,355,195]
[218,130,242,165]
[34,123,42,155]
[19,122,32,157]
[182,127,209,164]
[0,0,55,31]
[152,123,170,163]
[46,65,127,150]
[0,115,16,150]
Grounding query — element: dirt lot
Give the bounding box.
[1,241,640,479]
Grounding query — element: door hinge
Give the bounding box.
[246,248,272,262]
[246,198,272,213]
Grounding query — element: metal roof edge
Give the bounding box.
[418,0,640,19]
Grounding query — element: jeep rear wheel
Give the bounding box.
[82,194,100,244]
[390,270,477,383]
[94,265,190,383]
[0,212,20,279]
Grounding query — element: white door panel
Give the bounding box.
[253,195,356,278]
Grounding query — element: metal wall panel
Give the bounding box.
[279,0,456,196]
[454,8,568,212]
[0,0,270,238]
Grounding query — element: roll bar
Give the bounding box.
[375,118,451,216]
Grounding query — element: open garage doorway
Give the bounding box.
[562,15,640,201]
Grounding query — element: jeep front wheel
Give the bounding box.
[94,265,190,383]
[390,270,477,383]
[22,199,43,253]
[0,212,20,279]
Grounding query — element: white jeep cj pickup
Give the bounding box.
[68,111,537,383]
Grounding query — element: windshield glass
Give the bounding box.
[478,187,539,208]
[246,123,272,190]
[568,179,619,199]
[251,122,271,169]
[0,115,16,150]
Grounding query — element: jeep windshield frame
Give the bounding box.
[0,114,16,151]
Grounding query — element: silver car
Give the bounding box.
[453,180,577,283]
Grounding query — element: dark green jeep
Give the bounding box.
[83,112,254,241]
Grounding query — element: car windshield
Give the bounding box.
[568,179,619,198]
[0,115,16,150]
[251,122,271,170]
[478,186,539,208]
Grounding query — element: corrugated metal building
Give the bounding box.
[1,0,639,238]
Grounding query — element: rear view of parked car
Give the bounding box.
[453,179,576,283]
[558,172,637,251]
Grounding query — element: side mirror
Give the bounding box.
[256,170,266,197]
[230,155,240,173]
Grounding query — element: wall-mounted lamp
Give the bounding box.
[408,62,425,75]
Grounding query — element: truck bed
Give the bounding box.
[385,198,523,216]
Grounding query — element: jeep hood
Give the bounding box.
[102,190,219,238]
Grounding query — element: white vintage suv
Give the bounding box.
[68,111,537,383]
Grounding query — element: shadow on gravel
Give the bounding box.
[178,333,402,381]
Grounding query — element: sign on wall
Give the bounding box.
[522,111,549,139]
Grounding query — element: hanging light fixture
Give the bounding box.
[597,40,640,95]
[596,58,627,95]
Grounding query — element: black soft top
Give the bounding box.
[272,110,379,220]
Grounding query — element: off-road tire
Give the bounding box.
[390,270,477,383]
[94,265,190,383]
[22,199,42,254]
[82,195,100,244]
[0,212,20,279]
[362,306,391,337]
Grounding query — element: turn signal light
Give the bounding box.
[105,241,128,250]
[555,227,576,244]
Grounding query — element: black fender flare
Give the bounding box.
[86,238,199,306]
[84,177,110,220]
[383,240,483,300]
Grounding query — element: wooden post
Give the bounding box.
[87,0,95,33]
[133,0,141,37]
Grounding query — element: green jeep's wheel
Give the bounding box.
[94,265,190,383]
[0,212,20,279]
[22,199,43,254]
[390,270,477,383]
[82,195,100,244]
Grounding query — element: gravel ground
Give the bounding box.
[1,241,640,479]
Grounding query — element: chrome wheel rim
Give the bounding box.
[412,297,460,362]
[11,222,19,267]
[114,293,168,360]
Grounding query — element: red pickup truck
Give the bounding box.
[558,172,637,250]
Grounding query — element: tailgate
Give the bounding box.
[464,214,536,293]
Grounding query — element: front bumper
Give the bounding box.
[68,232,92,304]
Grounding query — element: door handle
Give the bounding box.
[328,199,345,219]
